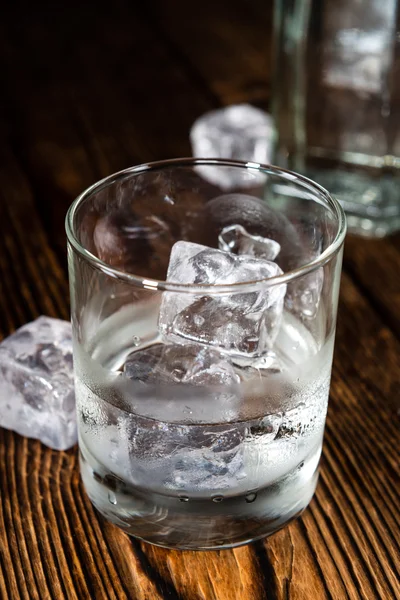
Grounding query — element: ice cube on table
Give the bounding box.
[0,316,76,450]
[219,224,281,261]
[122,343,240,424]
[159,241,286,357]
[190,104,274,190]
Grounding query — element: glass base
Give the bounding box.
[79,445,319,550]
[307,168,400,238]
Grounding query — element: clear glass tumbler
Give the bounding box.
[272,0,400,237]
[66,159,346,550]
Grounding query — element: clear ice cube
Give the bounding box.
[159,241,286,357]
[286,268,324,319]
[219,224,281,260]
[190,104,273,190]
[122,416,247,493]
[124,343,239,386]
[0,316,76,450]
[205,194,300,262]
[207,194,324,319]
[122,343,240,424]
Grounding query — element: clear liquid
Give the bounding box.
[75,302,333,549]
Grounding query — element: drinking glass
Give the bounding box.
[272,0,400,237]
[66,158,346,550]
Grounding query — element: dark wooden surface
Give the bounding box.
[0,1,399,598]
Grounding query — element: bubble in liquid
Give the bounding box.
[245,492,257,503]
[212,495,224,503]
[132,336,141,347]
[194,315,204,326]
[108,491,117,505]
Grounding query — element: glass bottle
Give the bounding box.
[272,0,400,237]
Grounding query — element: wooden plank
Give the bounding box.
[144,0,272,106]
[344,235,400,339]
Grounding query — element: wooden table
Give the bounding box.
[0,1,399,598]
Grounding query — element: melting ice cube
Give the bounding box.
[0,316,76,450]
[208,194,324,319]
[219,224,281,260]
[124,343,239,386]
[190,104,274,190]
[122,343,240,423]
[159,241,286,357]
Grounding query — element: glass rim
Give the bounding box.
[65,158,347,294]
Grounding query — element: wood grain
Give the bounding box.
[344,235,400,339]
[0,1,399,599]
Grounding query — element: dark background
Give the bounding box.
[0,0,272,272]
